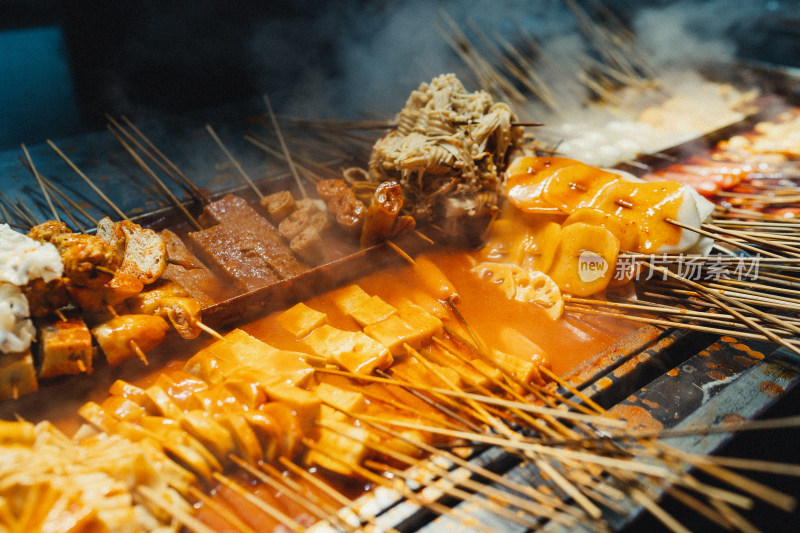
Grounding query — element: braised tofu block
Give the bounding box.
[363,315,419,356]
[489,349,545,386]
[179,410,237,463]
[349,295,396,327]
[328,284,370,315]
[217,413,264,465]
[108,379,149,405]
[186,385,240,414]
[313,381,366,420]
[396,298,443,339]
[422,344,490,388]
[391,355,463,389]
[303,324,392,374]
[0,352,37,400]
[37,315,93,378]
[305,421,372,476]
[221,370,268,409]
[99,395,147,423]
[197,194,307,279]
[260,401,306,459]
[277,302,328,338]
[265,382,321,436]
[189,224,280,292]
[185,329,314,387]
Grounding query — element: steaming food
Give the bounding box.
[97,217,167,284]
[644,109,800,215]
[0,218,209,400]
[363,73,522,243]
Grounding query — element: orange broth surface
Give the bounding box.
[0,224,640,533]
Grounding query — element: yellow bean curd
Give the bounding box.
[0,235,638,533]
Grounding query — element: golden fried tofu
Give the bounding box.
[277,302,328,338]
[303,324,392,374]
[348,295,396,327]
[37,315,93,378]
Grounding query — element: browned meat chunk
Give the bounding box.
[22,278,70,317]
[189,225,280,292]
[195,195,307,280]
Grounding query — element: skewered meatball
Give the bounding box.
[27,221,71,244]
[52,233,121,288]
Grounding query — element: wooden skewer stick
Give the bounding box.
[276,457,403,533]
[212,472,304,533]
[187,486,257,533]
[108,126,203,231]
[195,321,225,341]
[301,438,508,533]
[120,115,210,204]
[228,455,350,530]
[644,262,800,357]
[136,485,217,533]
[314,367,625,427]
[386,240,415,265]
[205,124,264,201]
[0,191,35,227]
[16,194,41,226]
[353,415,582,521]
[21,143,59,222]
[325,421,571,528]
[46,139,129,221]
[263,94,308,199]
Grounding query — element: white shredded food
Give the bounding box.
[0,223,63,285]
[0,283,35,354]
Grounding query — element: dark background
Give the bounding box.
[1,0,799,150]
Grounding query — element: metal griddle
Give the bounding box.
[2,61,800,532]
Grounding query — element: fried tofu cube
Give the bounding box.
[179,410,237,463]
[467,358,503,388]
[305,421,372,476]
[314,382,366,415]
[391,356,463,389]
[0,352,37,400]
[348,295,396,327]
[37,316,93,378]
[303,324,392,374]
[187,329,314,386]
[396,298,443,339]
[265,382,321,436]
[489,349,544,386]
[277,302,328,338]
[328,284,370,314]
[363,314,420,356]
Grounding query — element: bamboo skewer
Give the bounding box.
[315,367,625,427]
[212,472,304,533]
[205,124,264,201]
[187,486,257,533]
[120,115,210,204]
[21,143,59,223]
[46,139,129,221]
[263,94,308,199]
[108,125,203,231]
[136,486,217,533]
